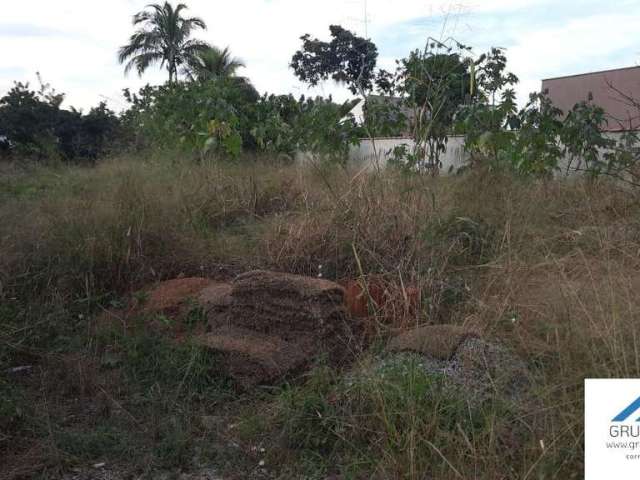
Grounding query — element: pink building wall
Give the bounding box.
[542,66,640,131]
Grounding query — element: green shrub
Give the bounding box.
[0,81,120,162]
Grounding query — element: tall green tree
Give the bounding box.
[398,41,474,171]
[455,47,520,165]
[118,2,209,82]
[290,25,378,95]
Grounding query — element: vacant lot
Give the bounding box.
[2,155,639,479]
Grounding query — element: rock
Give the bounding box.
[385,325,529,402]
[387,324,479,360]
[451,336,530,401]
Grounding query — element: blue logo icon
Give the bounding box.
[612,396,640,422]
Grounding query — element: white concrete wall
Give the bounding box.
[296,132,637,176]
[348,136,468,172]
[555,131,635,175]
[348,132,637,175]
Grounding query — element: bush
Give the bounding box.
[0,81,120,162]
[121,79,255,159]
[122,81,363,163]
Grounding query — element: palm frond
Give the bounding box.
[183,15,207,31]
[182,45,245,82]
[132,51,165,76]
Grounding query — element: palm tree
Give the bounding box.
[183,45,258,102]
[118,2,209,82]
[183,46,245,82]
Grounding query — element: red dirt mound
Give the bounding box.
[139,277,213,314]
[341,276,421,341]
[94,277,229,338]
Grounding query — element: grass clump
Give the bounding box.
[262,356,519,479]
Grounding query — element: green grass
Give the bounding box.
[254,356,521,479]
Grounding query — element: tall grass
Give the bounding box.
[2,154,640,478]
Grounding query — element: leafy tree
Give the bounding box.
[455,47,520,166]
[557,97,640,186]
[511,93,634,179]
[0,82,56,156]
[290,25,378,95]
[361,96,407,138]
[291,25,410,169]
[474,47,519,107]
[250,94,362,162]
[295,96,362,162]
[395,39,474,171]
[122,79,360,162]
[182,45,259,116]
[560,98,616,175]
[118,2,209,82]
[250,94,300,156]
[512,91,564,175]
[75,102,121,159]
[122,78,258,159]
[0,81,119,161]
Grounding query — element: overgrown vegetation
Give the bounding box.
[3,5,639,176]
[2,155,640,478]
[454,48,640,179]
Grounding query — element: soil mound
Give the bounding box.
[100,271,356,387]
[211,270,347,340]
[200,270,356,387]
[196,282,233,314]
[387,324,479,360]
[193,326,309,388]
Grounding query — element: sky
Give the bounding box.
[1,0,639,112]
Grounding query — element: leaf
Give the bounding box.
[202,136,217,154]
[223,132,242,158]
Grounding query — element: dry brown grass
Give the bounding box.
[2,154,640,478]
